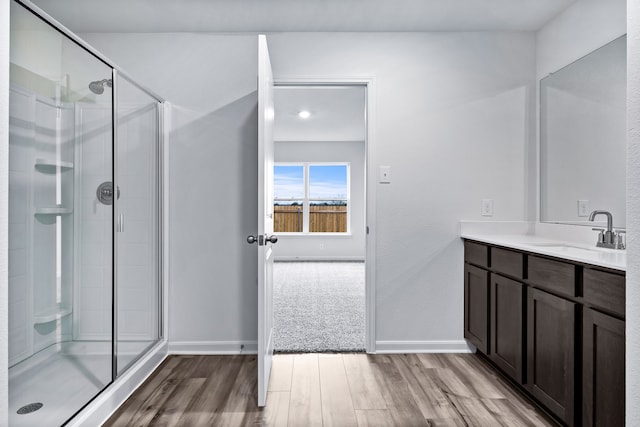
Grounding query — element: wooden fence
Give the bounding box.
[274,205,303,232]
[274,205,347,233]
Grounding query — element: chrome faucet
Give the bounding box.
[588,210,625,249]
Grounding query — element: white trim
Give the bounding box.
[375,340,474,354]
[168,341,258,355]
[66,341,168,427]
[274,256,364,262]
[274,75,377,354]
[162,102,172,341]
[364,78,377,354]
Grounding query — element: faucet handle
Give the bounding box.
[614,230,626,250]
[591,228,605,244]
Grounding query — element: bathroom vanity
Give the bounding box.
[462,235,625,427]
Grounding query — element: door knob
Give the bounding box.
[265,235,278,244]
[247,235,258,244]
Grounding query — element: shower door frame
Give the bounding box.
[11,0,166,422]
[112,69,165,377]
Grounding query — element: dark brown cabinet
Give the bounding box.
[464,263,489,353]
[490,273,524,383]
[583,308,625,427]
[527,287,576,426]
[463,239,625,427]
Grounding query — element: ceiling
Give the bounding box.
[29,0,578,33]
[274,86,366,142]
[23,0,578,142]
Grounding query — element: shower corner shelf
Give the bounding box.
[33,307,72,324]
[34,158,74,173]
[34,207,73,216]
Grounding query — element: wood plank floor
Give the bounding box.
[104,353,558,426]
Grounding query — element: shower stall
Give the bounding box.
[8,1,164,425]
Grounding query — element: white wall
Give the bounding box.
[269,33,535,345]
[83,31,534,350]
[536,0,627,79]
[1,0,11,422]
[628,0,640,422]
[273,140,365,260]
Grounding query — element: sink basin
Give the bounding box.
[521,242,624,260]
[534,245,600,256]
[525,241,596,250]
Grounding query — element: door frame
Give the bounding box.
[273,77,377,353]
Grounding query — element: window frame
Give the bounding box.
[274,162,351,235]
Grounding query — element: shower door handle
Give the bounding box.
[117,214,125,233]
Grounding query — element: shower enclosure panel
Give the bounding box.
[9,2,115,424]
[115,74,162,374]
[9,1,164,424]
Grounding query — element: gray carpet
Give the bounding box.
[273,261,365,353]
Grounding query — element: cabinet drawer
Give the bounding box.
[464,241,488,268]
[491,247,523,279]
[583,268,625,317]
[528,255,576,297]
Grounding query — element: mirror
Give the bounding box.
[540,35,626,228]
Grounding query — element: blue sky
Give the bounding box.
[274,165,347,199]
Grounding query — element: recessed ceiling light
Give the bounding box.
[298,110,311,119]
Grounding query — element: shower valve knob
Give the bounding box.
[96,181,120,205]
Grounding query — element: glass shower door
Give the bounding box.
[114,73,162,375]
[9,1,114,425]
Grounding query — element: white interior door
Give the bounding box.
[257,34,276,407]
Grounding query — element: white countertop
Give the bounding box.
[459,222,626,271]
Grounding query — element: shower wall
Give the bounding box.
[74,102,112,341]
[71,99,160,345]
[115,101,159,343]
[9,84,76,366]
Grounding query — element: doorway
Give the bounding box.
[271,84,369,353]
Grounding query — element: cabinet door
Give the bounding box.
[464,263,489,354]
[527,288,575,426]
[583,308,625,427]
[490,273,524,383]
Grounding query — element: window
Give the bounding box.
[274,163,349,233]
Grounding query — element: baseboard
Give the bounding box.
[374,340,474,354]
[67,340,168,427]
[168,340,258,355]
[274,256,365,262]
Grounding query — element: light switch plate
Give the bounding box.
[578,200,590,217]
[481,199,494,216]
[379,166,391,183]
